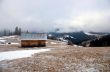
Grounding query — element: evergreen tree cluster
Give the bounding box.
[14,26,21,35]
[0,26,22,36]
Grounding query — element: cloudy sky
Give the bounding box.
[0,0,110,32]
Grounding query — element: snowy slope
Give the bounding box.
[0,49,51,61]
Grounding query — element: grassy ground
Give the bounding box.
[0,40,110,72]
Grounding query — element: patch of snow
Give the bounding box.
[0,42,19,45]
[73,45,83,48]
[86,68,99,72]
[2,36,16,38]
[85,32,99,36]
[70,36,76,39]
[0,37,5,40]
[78,46,83,47]
[73,45,78,47]
[48,34,52,37]
[0,49,51,61]
[9,36,16,38]
[64,35,69,37]
[50,42,57,44]
[0,40,6,44]
[64,35,76,39]
[75,63,99,72]
[62,40,68,42]
[60,42,67,45]
[8,43,19,45]
[2,36,10,39]
[0,40,6,43]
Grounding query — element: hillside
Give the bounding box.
[48,31,97,45]
[81,35,110,47]
[0,36,110,72]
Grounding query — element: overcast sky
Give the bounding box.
[0,0,110,32]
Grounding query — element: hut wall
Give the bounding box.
[21,40,46,47]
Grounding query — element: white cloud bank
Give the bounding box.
[54,11,110,32]
[0,0,110,32]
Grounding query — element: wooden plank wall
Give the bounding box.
[21,40,46,47]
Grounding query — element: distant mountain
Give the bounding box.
[81,35,110,47]
[48,31,97,45]
[48,31,110,47]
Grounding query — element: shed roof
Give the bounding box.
[21,33,47,40]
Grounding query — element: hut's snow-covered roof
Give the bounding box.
[21,33,47,40]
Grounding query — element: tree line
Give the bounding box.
[0,26,22,36]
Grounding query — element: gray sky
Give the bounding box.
[0,0,110,32]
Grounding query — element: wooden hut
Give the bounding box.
[21,33,47,47]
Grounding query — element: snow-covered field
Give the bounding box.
[0,36,20,45]
[0,49,51,61]
[0,36,6,44]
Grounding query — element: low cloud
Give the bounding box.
[54,11,110,32]
[0,0,110,33]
